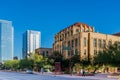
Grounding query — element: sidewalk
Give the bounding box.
[34,72,118,80]
[54,74,118,80]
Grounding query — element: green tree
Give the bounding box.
[61,59,70,71]
[11,60,19,70]
[94,50,113,65]
[19,59,34,70]
[49,51,63,62]
[71,55,80,66]
[110,42,120,66]
[4,60,13,69]
[48,59,54,65]
[3,60,19,70]
[73,63,82,74]
[33,53,43,62]
[94,42,120,67]
[69,55,80,67]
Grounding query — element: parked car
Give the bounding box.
[26,70,33,74]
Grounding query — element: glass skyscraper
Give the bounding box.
[0,20,14,62]
[22,30,41,59]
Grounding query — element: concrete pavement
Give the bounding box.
[0,71,118,80]
[35,72,118,80]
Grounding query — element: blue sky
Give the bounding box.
[0,0,120,59]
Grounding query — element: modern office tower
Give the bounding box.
[22,30,41,59]
[0,20,14,62]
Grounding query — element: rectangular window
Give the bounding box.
[72,40,74,47]
[67,32,69,37]
[65,33,67,38]
[108,41,112,47]
[84,29,86,32]
[93,38,97,47]
[71,50,74,55]
[76,29,79,33]
[75,38,78,47]
[68,32,70,36]
[71,30,73,36]
[75,49,78,55]
[60,35,62,41]
[98,39,101,48]
[84,37,86,47]
[46,51,48,56]
[62,34,64,41]
[84,49,86,55]
[68,51,71,56]
[68,41,70,46]
[102,40,106,48]
[94,50,97,55]
[43,51,45,56]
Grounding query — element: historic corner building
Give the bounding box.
[0,20,14,62]
[35,48,53,57]
[53,22,120,60]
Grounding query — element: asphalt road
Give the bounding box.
[0,71,118,80]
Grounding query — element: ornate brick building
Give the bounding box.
[53,22,120,60]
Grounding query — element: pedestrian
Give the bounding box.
[81,69,83,76]
[41,68,44,75]
[83,69,85,76]
[81,68,85,76]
